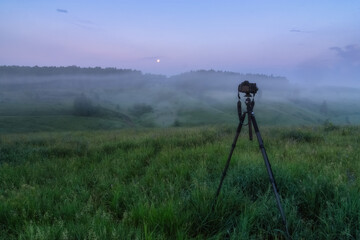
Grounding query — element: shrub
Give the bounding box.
[323,119,339,131]
[173,120,181,127]
[73,94,98,116]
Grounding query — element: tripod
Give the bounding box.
[214,93,290,239]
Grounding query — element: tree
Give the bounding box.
[320,100,328,115]
[73,94,97,116]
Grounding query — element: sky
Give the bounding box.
[1,0,360,85]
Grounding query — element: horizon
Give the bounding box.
[0,64,288,77]
[0,65,311,85]
[2,64,357,89]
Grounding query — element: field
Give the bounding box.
[1,67,360,239]
[1,124,360,239]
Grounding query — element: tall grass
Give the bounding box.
[1,125,360,239]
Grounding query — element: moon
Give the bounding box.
[156,59,160,63]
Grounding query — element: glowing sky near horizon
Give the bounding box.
[1,0,360,84]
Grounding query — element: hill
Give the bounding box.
[1,66,359,133]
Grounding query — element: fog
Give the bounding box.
[0,66,359,132]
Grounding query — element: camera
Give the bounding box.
[238,81,258,96]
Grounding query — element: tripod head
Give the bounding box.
[237,80,257,118]
[237,81,257,140]
[238,80,258,97]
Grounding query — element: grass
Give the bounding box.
[1,125,360,239]
[0,116,129,134]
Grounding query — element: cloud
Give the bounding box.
[56,9,68,13]
[290,44,360,86]
[289,28,313,33]
[72,19,98,30]
[330,44,360,64]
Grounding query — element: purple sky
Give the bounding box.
[1,1,360,85]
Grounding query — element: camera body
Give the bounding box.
[238,81,258,95]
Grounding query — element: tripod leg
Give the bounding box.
[246,98,253,141]
[248,112,253,140]
[214,112,247,199]
[250,113,290,239]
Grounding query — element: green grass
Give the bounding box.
[1,125,360,239]
[0,116,129,134]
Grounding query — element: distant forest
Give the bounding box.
[0,66,287,82]
[0,65,141,77]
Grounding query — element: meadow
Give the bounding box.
[1,67,360,239]
[1,124,360,239]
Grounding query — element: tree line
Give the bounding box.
[0,65,142,77]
